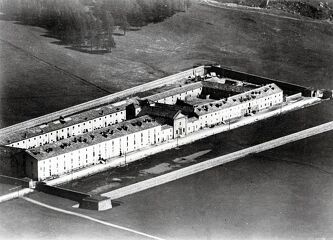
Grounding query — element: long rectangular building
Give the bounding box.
[23,115,174,180]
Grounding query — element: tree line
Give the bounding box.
[0,0,190,53]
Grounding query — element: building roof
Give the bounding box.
[26,115,160,161]
[194,83,282,116]
[188,116,199,123]
[179,97,215,106]
[139,102,195,121]
[0,100,131,145]
[145,82,203,102]
[139,105,181,120]
[161,124,173,130]
[202,80,254,93]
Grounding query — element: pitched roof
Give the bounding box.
[26,115,160,161]
[194,83,282,116]
[0,101,129,145]
[202,80,254,94]
[139,105,181,120]
[145,82,203,102]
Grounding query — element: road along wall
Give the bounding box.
[0,66,204,136]
[0,188,33,203]
[103,120,333,200]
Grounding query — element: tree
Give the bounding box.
[98,9,116,52]
[100,9,114,35]
[105,32,116,52]
[86,13,97,52]
[94,18,103,49]
[120,14,130,35]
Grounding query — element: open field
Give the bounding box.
[0,1,333,240]
[0,1,333,127]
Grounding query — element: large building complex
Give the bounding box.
[1,67,294,181]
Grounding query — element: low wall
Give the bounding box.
[0,66,204,136]
[0,175,33,188]
[36,183,90,202]
[286,93,302,102]
[79,196,112,211]
[208,66,313,96]
[36,183,112,210]
[103,120,333,200]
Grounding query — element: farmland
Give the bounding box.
[0,1,333,239]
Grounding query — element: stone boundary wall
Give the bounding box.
[208,66,313,96]
[0,66,205,136]
[36,183,90,202]
[286,93,302,101]
[103,120,333,200]
[0,175,32,188]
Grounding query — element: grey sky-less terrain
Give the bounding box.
[0,0,332,239]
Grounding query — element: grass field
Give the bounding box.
[0,1,333,127]
[0,1,333,240]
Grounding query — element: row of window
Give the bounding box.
[10,111,126,149]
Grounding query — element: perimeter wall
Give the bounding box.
[103,121,333,200]
[207,66,314,96]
